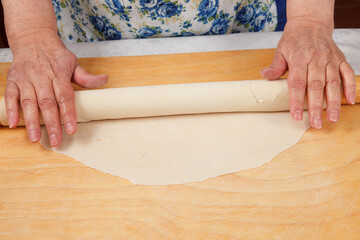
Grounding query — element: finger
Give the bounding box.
[33,80,62,147]
[261,51,288,80]
[4,81,20,128]
[72,65,108,88]
[307,60,326,129]
[325,63,342,123]
[340,60,356,105]
[53,75,77,135]
[18,81,41,142]
[287,61,307,121]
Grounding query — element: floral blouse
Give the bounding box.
[51,0,285,43]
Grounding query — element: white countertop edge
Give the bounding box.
[0,29,359,74]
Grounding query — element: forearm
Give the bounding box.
[287,0,335,31]
[2,0,58,50]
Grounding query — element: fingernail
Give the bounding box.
[8,113,14,128]
[29,130,39,142]
[8,120,14,128]
[294,110,303,121]
[50,134,59,147]
[260,68,269,76]
[329,110,339,122]
[313,116,322,129]
[66,123,74,135]
[349,94,356,105]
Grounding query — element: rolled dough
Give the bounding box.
[35,80,310,185]
[1,80,295,125]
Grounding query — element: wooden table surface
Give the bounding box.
[0,49,360,239]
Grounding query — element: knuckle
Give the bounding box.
[306,46,316,56]
[320,47,331,56]
[57,93,73,104]
[291,100,304,110]
[4,94,16,102]
[5,84,18,96]
[308,99,324,108]
[38,98,57,109]
[326,78,341,87]
[332,55,344,64]
[46,124,61,134]
[21,98,36,107]
[297,43,332,63]
[7,68,22,83]
[4,89,17,101]
[345,68,355,76]
[308,80,325,90]
[309,99,324,109]
[289,79,306,89]
[307,47,327,61]
[60,51,76,63]
[327,101,341,108]
[290,61,305,69]
[311,48,323,57]
[54,53,77,74]
[314,41,330,53]
[345,83,356,91]
[65,53,77,66]
[61,111,74,120]
[292,52,306,62]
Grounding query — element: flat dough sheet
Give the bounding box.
[40,112,309,185]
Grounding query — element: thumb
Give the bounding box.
[72,65,109,88]
[260,51,287,80]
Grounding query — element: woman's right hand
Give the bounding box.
[5,31,108,146]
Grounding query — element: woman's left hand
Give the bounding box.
[261,20,356,129]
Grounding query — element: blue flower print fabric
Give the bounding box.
[52,0,282,43]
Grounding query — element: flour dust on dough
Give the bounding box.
[40,112,310,185]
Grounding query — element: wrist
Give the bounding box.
[2,0,59,50]
[285,17,334,36]
[9,29,64,55]
[286,0,335,35]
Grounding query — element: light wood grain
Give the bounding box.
[0,49,359,239]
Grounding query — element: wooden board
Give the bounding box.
[0,49,359,239]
